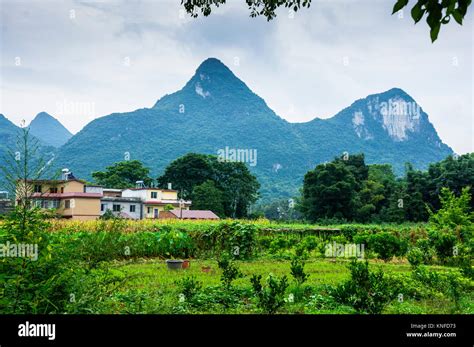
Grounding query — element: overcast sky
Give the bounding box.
[0,0,472,154]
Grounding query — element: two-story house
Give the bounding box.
[121,187,191,219]
[18,175,102,220]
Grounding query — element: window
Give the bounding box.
[60,187,64,193]
[130,205,136,213]
[101,204,105,212]
[51,200,60,209]
[34,200,41,208]
[34,185,42,193]
[41,200,49,209]
[151,192,158,199]
[65,200,71,209]
[147,207,152,214]
[113,204,121,212]
[50,187,58,193]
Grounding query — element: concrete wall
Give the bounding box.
[62,197,101,219]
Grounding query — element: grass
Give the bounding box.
[95,257,471,314]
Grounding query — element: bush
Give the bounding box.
[300,235,319,251]
[156,228,194,259]
[250,274,289,314]
[176,276,202,304]
[290,257,309,285]
[268,235,290,254]
[415,238,435,264]
[0,207,125,314]
[411,266,471,311]
[330,260,397,314]
[217,255,243,289]
[428,230,457,263]
[407,247,424,267]
[366,232,407,261]
[198,221,257,259]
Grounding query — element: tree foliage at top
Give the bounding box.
[181,0,471,42]
[157,153,260,218]
[300,152,474,223]
[392,0,472,42]
[92,160,153,189]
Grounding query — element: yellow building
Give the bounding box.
[17,178,102,220]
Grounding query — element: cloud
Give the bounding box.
[0,0,471,153]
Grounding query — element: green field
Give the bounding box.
[76,257,472,315]
[1,218,472,315]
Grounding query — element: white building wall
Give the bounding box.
[100,200,142,219]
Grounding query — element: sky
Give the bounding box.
[0,0,472,154]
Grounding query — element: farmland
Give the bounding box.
[1,217,472,315]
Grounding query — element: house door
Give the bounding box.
[154,209,159,219]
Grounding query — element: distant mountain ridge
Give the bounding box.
[29,112,72,148]
[0,58,453,200]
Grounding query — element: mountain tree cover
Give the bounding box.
[157,153,260,218]
[50,59,452,202]
[300,153,474,223]
[181,0,471,42]
[91,160,153,189]
[257,198,303,220]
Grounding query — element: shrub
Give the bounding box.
[217,255,244,289]
[290,257,309,285]
[300,235,319,251]
[415,238,435,264]
[330,260,397,314]
[176,276,202,303]
[156,228,194,259]
[268,235,290,254]
[0,207,124,314]
[250,274,289,314]
[428,230,457,263]
[366,232,407,261]
[428,187,473,240]
[407,247,424,267]
[411,266,471,311]
[199,221,257,259]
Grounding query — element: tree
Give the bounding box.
[404,165,431,221]
[392,0,472,42]
[427,153,474,210]
[157,153,260,218]
[211,158,260,218]
[0,127,69,313]
[91,160,152,189]
[428,186,473,233]
[157,153,214,199]
[301,161,357,221]
[191,180,225,216]
[181,0,471,42]
[0,126,53,229]
[258,198,302,221]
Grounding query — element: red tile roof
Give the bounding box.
[127,188,178,192]
[169,210,219,220]
[31,192,102,199]
[143,200,191,205]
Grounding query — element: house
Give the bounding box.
[122,185,191,219]
[99,188,142,219]
[17,171,102,220]
[15,172,195,221]
[159,209,220,220]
